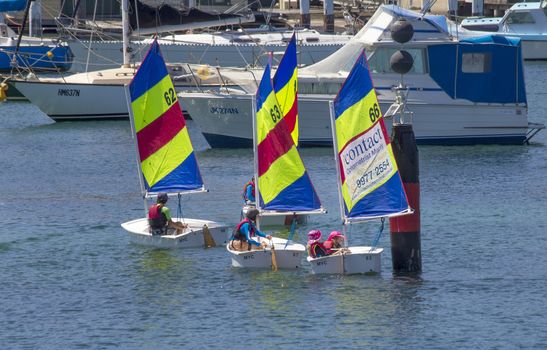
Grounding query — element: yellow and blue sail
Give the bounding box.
[272,33,298,146]
[332,51,409,220]
[256,63,320,212]
[127,39,203,193]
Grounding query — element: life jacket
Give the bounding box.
[148,204,167,232]
[232,218,255,241]
[242,180,255,201]
[308,241,327,258]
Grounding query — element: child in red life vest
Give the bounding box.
[230,208,272,251]
[147,193,188,235]
[242,177,255,204]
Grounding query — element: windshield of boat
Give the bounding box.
[505,11,536,25]
[366,47,427,74]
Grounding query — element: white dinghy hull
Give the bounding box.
[121,218,229,249]
[227,236,305,269]
[307,247,383,275]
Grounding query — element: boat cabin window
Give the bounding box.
[232,38,260,44]
[306,37,320,43]
[299,82,343,95]
[367,47,427,74]
[0,24,7,37]
[505,11,536,24]
[461,53,491,73]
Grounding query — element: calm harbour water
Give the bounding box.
[1,62,546,349]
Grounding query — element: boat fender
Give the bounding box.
[0,82,8,102]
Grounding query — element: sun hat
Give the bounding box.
[327,231,345,241]
[307,230,322,244]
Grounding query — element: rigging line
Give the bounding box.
[370,217,385,251]
[284,214,297,249]
[177,193,186,224]
[85,0,100,72]
[10,0,33,76]
[133,0,141,42]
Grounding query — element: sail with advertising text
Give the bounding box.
[255,63,321,212]
[273,33,299,146]
[332,51,410,221]
[127,39,204,194]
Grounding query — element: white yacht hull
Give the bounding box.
[227,236,306,269]
[307,247,383,275]
[13,80,128,120]
[180,92,529,146]
[121,218,229,249]
[12,75,195,121]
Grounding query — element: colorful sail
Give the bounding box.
[127,39,203,194]
[0,0,26,12]
[273,33,299,146]
[255,63,321,212]
[332,51,409,220]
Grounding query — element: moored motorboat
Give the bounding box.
[459,0,547,60]
[179,5,543,147]
[0,2,73,72]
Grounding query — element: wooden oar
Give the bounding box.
[203,224,216,248]
[270,238,278,272]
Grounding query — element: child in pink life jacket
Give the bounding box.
[323,231,350,255]
[307,230,327,258]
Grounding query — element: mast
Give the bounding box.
[121,0,130,68]
[124,85,148,213]
[252,94,260,212]
[329,101,347,225]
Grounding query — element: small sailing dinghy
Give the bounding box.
[307,51,412,274]
[240,34,307,227]
[228,61,325,269]
[121,39,228,248]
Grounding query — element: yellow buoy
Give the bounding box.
[0,82,8,102]
[46,51,54,59]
